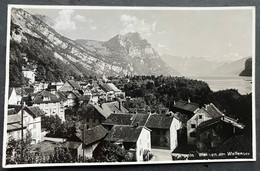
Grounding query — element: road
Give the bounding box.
[149,148,172,162]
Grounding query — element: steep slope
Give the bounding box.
[161,54,224,76]
[76,32,181,76]
[209,57,250,76]
[10,8,180,86]
[239,58,252,76]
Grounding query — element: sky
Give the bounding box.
[23,7,254,62]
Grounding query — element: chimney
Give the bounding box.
[118,99,122,111]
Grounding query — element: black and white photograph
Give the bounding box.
[2,5,255,168]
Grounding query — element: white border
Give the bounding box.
[2,4,256,168]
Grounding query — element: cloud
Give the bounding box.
[74,15,86,22]
[120,14,157,37]
[54,9,77,34]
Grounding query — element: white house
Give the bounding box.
[8,88,21,105]
[105,125,151,162]
[7,106,44,144]
[32,90,65,121]
[186,103,224,145]
[145,114,181,150]
[22,70,35,84]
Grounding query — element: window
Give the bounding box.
[191,124,196,128]
[190,132,196,137]
[199,115,203,119]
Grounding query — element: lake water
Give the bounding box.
[189,75,252,95]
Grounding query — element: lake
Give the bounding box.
[189,75,252,95]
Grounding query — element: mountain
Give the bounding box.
[34,14,57,26]
[239,58,252,76]
[75,33,181,76]
[9,8,180,86]
[161,54,224,76]
[209,57,250,76]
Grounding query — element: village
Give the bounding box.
[6,58,246,163]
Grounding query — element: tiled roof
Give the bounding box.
[33,90,60,104]
[7,113,21,124]
[24,106,45,118]
[7,123,26,132]
[67,80,81,90]
[107,83,121,92]
[55,91,68,101]
[102,114,134,126]
[197,116,245,131]
[105,125,145,143]
[205,103,224,118]
[76,125,107,146]
[99,84,113,92]
[145,114,174,129]
[173,100,199,113]
[93,104,112,119]
[8,108,17,115]
[104,101,128,113]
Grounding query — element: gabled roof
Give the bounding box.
[8,105,22,114]
[145,114,175,129]
[24,106,45,118]
[8,87,15,99]
[76,125,107,146]
[7,123,27,132]
[7,113,21,124]
[104,101,128,113]
[67,80,81,90]
[102,114,134,126]
[105,125,146,143]
[197,116,245,132]
[99,84,113,92]
[33,90,60,104]
[205,103,224,118]
[8,108,17,115]
[55,91,68,101]
[173,100,199,113]
[107,83,121,92]
[93,104,113,119]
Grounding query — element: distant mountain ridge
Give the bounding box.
[239,58,252,76]
[209,57,250,76]
[9,8,180,85]
[161,54,224,76]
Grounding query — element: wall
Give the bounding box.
[187,111,212,145]
[170,118,181,150]
[135,128,151,162]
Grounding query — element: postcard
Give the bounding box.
[2,5,255,168]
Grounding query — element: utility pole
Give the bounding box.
[82,120,85,162]
[21,86,24,159]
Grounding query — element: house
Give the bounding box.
[187,105,224,145]
[102,113,149,130]
[99,83,123,101]
[172,100,200,120]
[33,82,49,93]
[22,106,45,144]
[7,106,44,144]
[196,115,245,149]
[105,125,151,162]
[145,114,181,150]
[32,90,65,121]
[64,125,108,159]
[8,88,20,105]
[82,101,129,129]
[59,80,81,92]
[7,113,27,141]
[22,69,36,84]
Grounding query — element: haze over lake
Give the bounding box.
[190,75,252,95]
